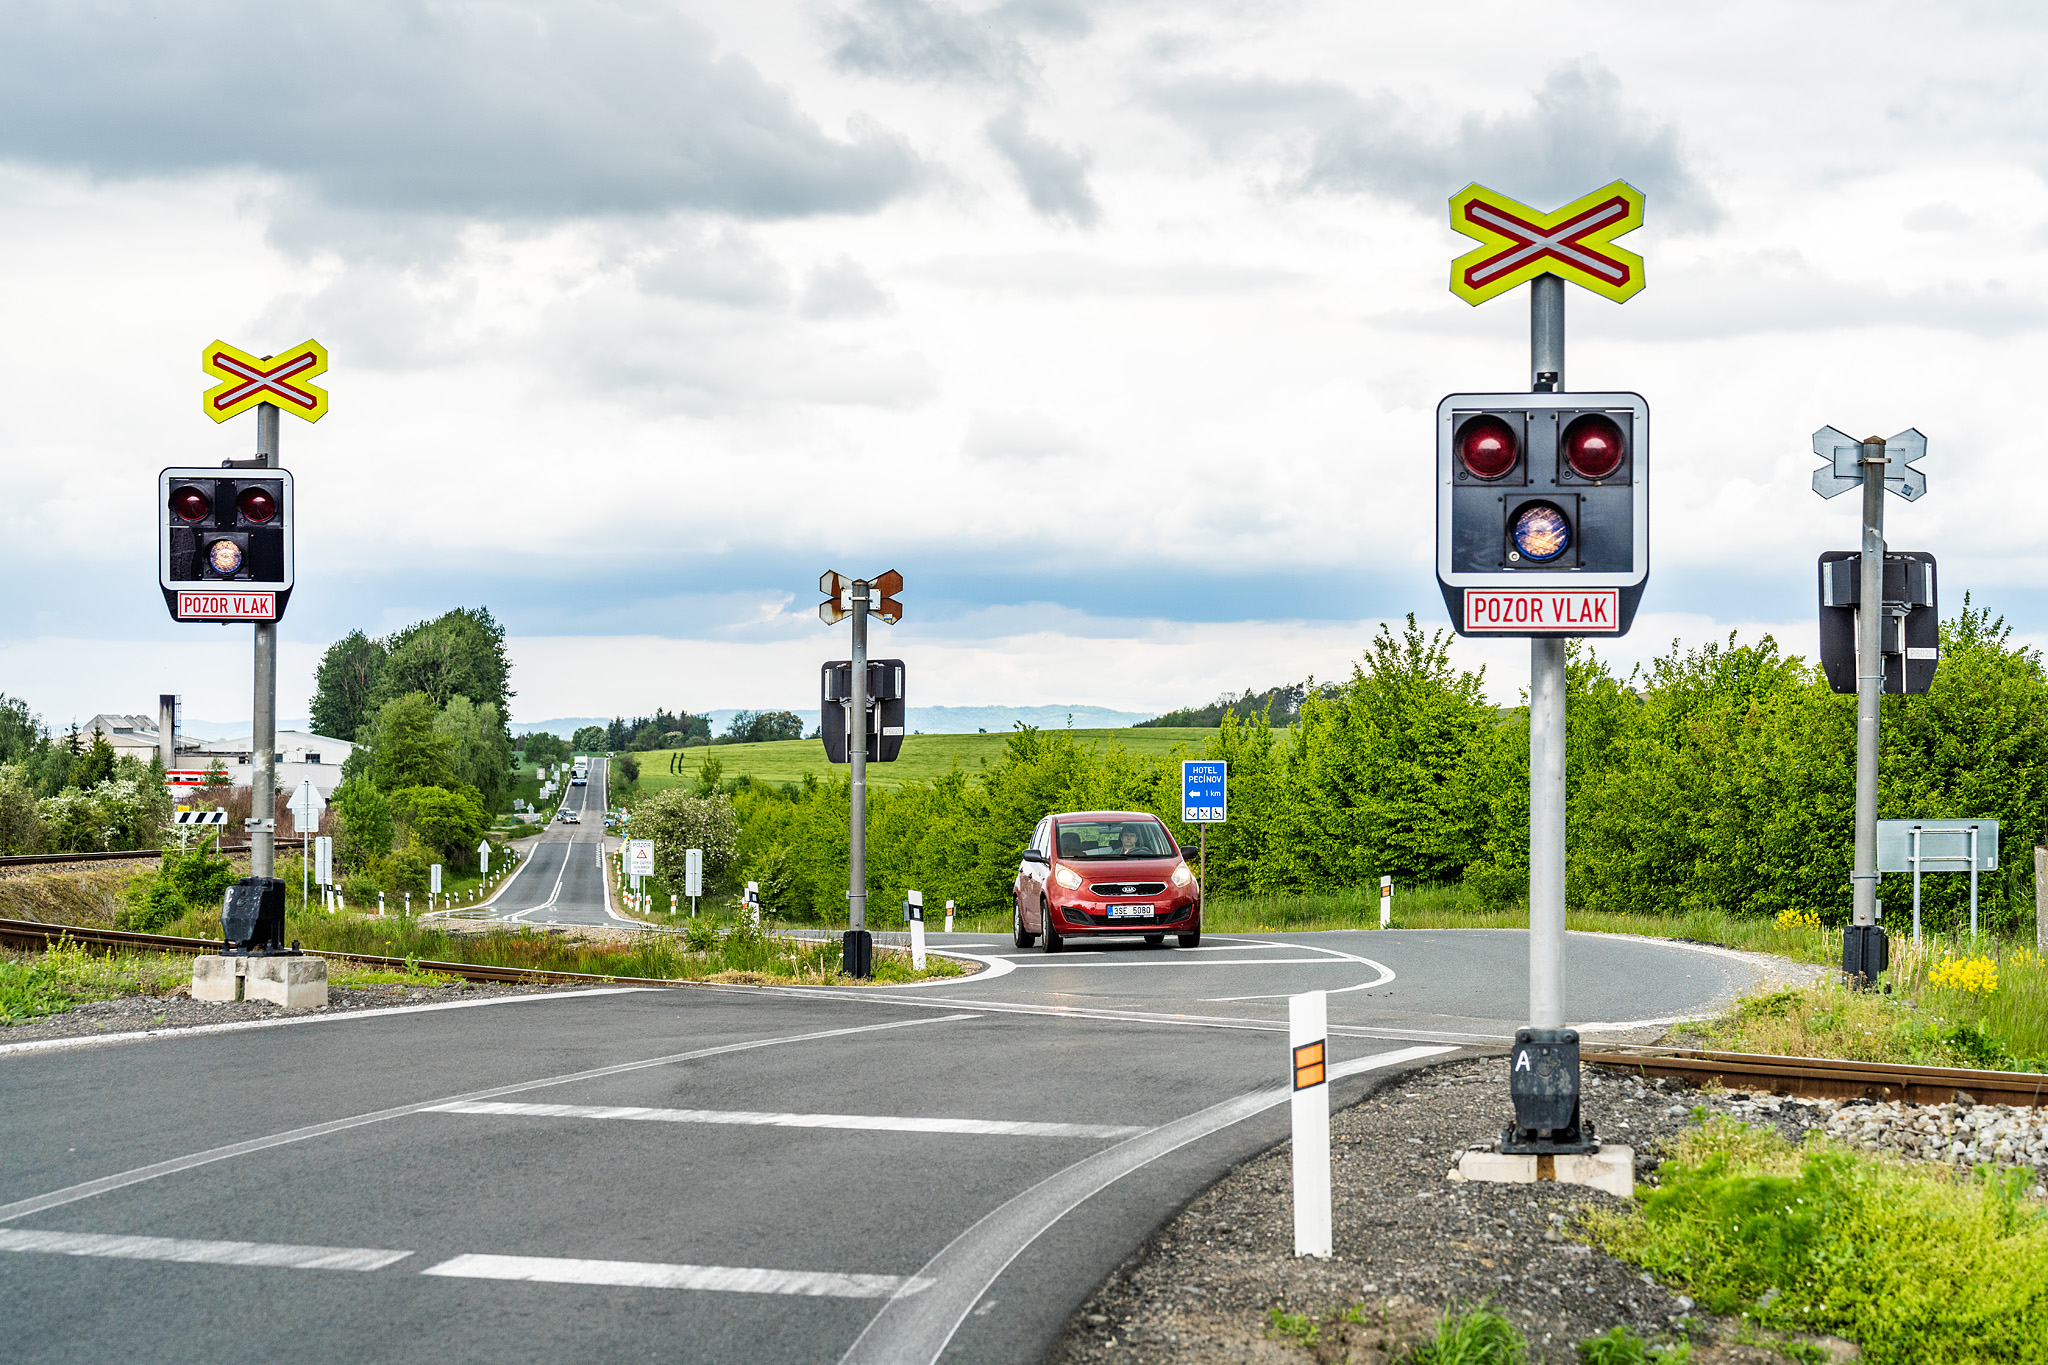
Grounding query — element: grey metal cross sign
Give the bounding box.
[1811,426,1928,501]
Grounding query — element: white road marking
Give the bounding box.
[0,1227,411,1271]
[423,1253,931,1298]
[838,1043,1457,1365]
[0,1013,977,1226]
[0,987,655,1058]
[427,1100,1145,1139]
[1007,957,1357,967]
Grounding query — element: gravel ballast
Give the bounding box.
[1048,1056,1881,1365]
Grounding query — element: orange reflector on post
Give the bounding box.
[1293,1041,1325,1090]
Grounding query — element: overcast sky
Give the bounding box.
[2,0,2043,730]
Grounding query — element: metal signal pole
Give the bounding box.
[251,401,279,881]
[848,578,869,943]
[1527,273,1566,1030]
[1850,437,1886,935]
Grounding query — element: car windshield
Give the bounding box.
[1055,820,1175,860]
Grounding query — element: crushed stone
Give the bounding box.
[1049,1056,1871,1365]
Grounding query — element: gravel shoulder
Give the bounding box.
[1049,1056,1861,1365]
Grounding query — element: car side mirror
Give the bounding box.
[1021,849,1048,864]
[1179,845,1197,857]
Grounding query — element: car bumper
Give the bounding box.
[1049,896,1199,932]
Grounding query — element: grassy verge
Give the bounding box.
[944,883,1843,965]
[1592,1116,2048,1365]
[0,937,465,1024]
[1693,936,2048,1070]
[623,728,1217,796]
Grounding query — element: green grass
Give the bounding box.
[620,728,1217,795]
[1699,937,2048,1071]
[136,908,963,986]
[1593,1116,2048,1365]
[942,881,1849,965]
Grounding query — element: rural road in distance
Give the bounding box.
[456,758,624,928]
[0,897,1781,1361]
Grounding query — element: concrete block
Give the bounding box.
[1557,1146,1634,1198]
[1449,1144,1634,1199]
[1448,1149,1537,1184]
[192,955,244,1002]
[244,956,328,1009]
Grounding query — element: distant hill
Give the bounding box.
[514,704,1153,739]
[1133,682,1334,728]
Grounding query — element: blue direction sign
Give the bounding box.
[1182,760,1227,823]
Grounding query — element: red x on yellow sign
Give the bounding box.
[1449,182,1645,306]
[201,339,330,423]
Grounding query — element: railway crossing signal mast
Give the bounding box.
[819,570,904,979]
[1811,427,1936,983]
[1437,182,1648,1157]
[165,339,328,887]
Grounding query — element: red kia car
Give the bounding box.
[1013,810,1202,951]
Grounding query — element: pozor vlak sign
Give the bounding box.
[158,467,295,622]
[1435,391,1648,636]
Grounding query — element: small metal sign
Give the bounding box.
[1182,760,1227,823]
[627,840,655,877]
[1878,818,1998,941]
[685,848,703,898]
[1878,819,1996,873]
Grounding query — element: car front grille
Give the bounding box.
[1089,881,1167,896]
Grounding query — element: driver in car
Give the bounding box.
[1115,827,1143,857]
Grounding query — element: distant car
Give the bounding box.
[1013,810,1201,952]
[564,811,580,824]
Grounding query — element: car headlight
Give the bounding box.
[1052,864,1082,890]
[1171,863,1194,888]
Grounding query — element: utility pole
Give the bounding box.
[251,401,279,881]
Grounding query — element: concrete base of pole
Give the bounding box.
[1449,1145,1633,1199]
[192,955,328,1008]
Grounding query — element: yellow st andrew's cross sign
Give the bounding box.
[200,338,330,423]
[1449,180,1645,305]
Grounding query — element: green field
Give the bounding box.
[622,728,1216,794]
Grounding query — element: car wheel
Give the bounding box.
[1177,915,1201,948]
[1143,934,1166,947]
[1012,900,1035,949]
[1040,900,1063,953]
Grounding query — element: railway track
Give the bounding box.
[0,917,684,989]
[1585,1045,2048,1109]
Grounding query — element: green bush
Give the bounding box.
[0,953,70,1023]
[1414,1302,1526,1365]
[1598,1117,2048,1364]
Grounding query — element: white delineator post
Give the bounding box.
[1379,875,1392,929]
[1290,989,1332,1258]
[944,899,955,933]
[906,889,926,969]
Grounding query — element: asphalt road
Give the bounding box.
[461,761,625,928]
[0,915,1780,1363]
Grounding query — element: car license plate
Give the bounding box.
[1107,905,1156,919]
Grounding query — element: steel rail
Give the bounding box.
[0,841,318,869]
[0,917,683,989]
[1585,1045,2048,1109]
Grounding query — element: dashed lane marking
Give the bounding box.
[422,1253,933,1298]
[0,1228,411,1271]
[0,1013,977,1226]
[426,1101,1146,1139]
